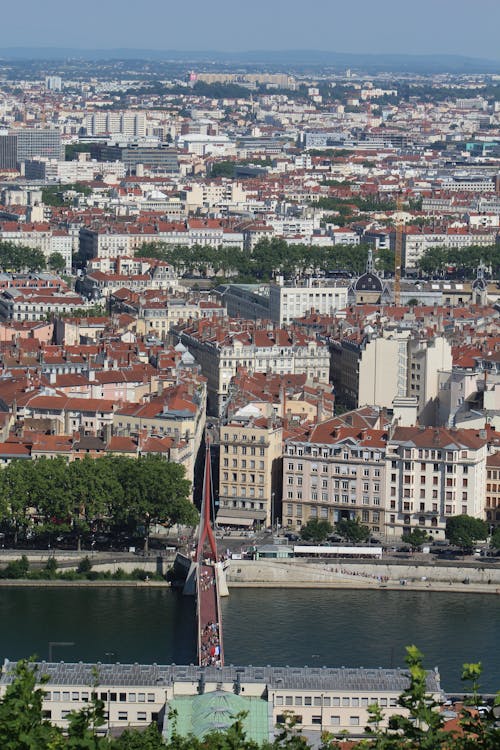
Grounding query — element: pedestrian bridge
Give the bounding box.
[192,441,227,667]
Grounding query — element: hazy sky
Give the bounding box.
[1,0,499,59]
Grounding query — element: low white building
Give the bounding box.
[270,279,349,324]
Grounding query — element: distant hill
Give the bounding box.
[0,47,499,74]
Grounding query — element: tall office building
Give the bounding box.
[10,128,63,163]
[0,134,18,169]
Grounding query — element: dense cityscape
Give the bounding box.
[0,15,499,747]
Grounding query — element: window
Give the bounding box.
[314,697,322,706]
[342,697,350,707]
[330,716,340,725]
[275,696,283,706]
[332,697,340,706]
[350,716,360,726]
[304,696,312,706]
[312,716,322,725]
[285,696,293,706]
[118,712,128,721]
[295,696,303,706]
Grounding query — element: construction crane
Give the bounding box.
[394,193,404,306]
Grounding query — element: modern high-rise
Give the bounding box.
[10,128,63,164]
[0,134,18,169]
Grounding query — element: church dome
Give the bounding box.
[354,272,383,292]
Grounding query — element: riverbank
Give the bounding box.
[225,558,500,594]
[0,579,170,587]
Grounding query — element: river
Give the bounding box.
[0,587,498,692]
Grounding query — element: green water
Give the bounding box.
[0,587,498,692]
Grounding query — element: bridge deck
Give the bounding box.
[198,564,223,667]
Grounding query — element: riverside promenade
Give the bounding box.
[225,558,500,594]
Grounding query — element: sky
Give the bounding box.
[0,0,499,60]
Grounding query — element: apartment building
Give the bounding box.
[385,426,488,539]
[283,417,387,535]
[269,279,349,324]
[331,333,451,421]
[82,112,146,137]
[0,288,86,321]
[175,320,330,415]
[407,337,453,425]
[393,228,496,271]
[0,223,73,272]
[181,181,247,210]
[113,380,207,493]
[217,410,282,527]
[485,451,500,528]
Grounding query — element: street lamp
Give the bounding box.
[48,641,75,662]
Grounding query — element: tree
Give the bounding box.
[385,645,451,750]
[48,252,67,273]
[0,659,64,749]
[401,528,430,551]
[490,527,500,550]
[109,455,197,552]
[210,161,236,178]
[300,518,333,543]
[335,517,370,544]
[445,515,488,552]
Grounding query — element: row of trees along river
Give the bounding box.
[0,455,198,551]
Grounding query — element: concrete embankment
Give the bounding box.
[226,559,500,594]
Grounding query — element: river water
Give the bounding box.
[0,587,498,692]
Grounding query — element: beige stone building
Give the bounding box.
[283,414,387,535]
[486,451,500,528]
[217,408,282,528]
[385,426,488,539]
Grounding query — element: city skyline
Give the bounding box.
[1,0,499,61]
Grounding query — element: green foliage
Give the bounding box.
[300,518,333,543]
[42,183,92,207]
[0,455,197,552]
[335,517,370,543]
[44,556,58,578]
[191,81,251,99]
[48,252,67,273]
[401,528,430,550]
[60,304,106,318]
[445,515,489,551]
[490,527,500,549]
[0,658,64,749]
[134,238,377,282]
[77,556,93,574]
[386,645,450,750]
[210,161,236,178]
[0,240,46,272]
[417,243,500,278]
[0,554,30,579]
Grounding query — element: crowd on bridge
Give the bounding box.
[200,621,221,667]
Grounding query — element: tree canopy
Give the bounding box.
[417,243,500,278]
[135,238,380,282]
[445,515,489,552]
[0,455,198,550]
[401,528,430,550]
[299,518,333,543]
[0,240,46,272]
[335,517,371,543]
